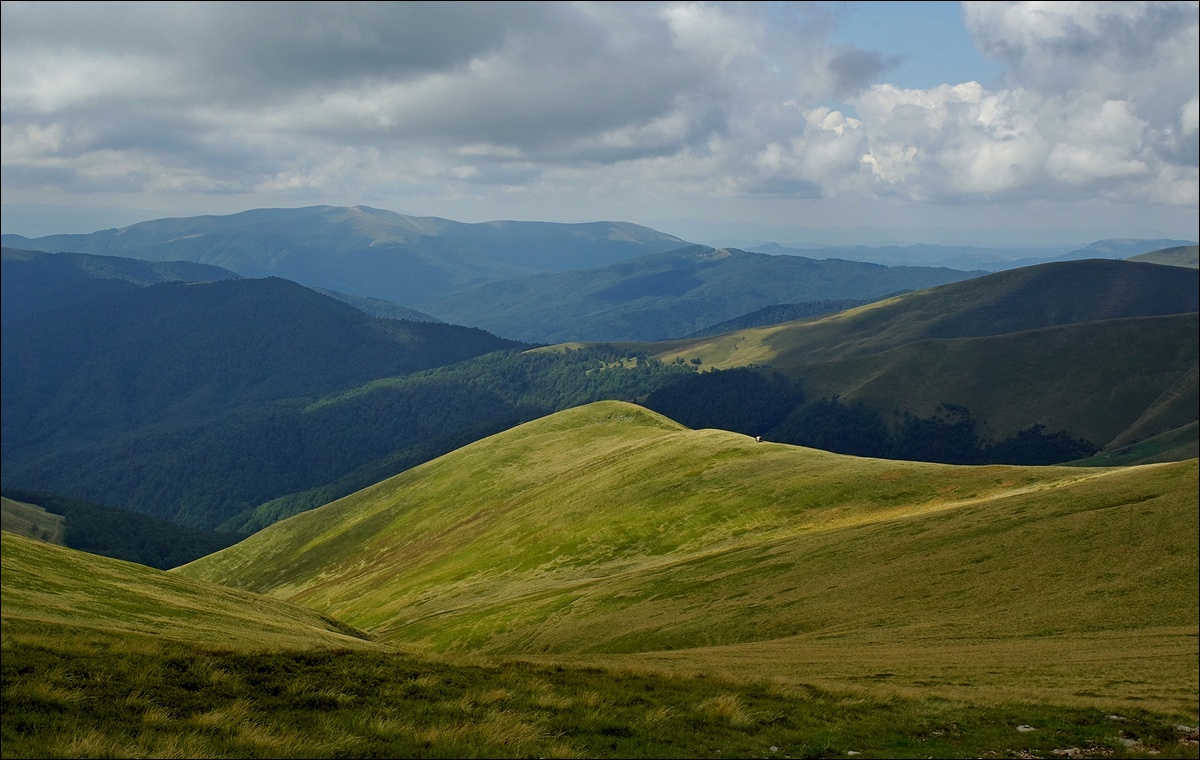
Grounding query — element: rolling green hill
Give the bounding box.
[178,401,1199,716]
[1,530,374,651]
[629,259,1198,459]
[10,518,1192,759]
[1128,244,1200,268]
[418,245,984,342]
[0,205,690,304]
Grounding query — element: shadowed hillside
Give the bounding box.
[1,246,242,322]
[2,276,526,450]
[178,401,1199,715]
[418,245,983,342]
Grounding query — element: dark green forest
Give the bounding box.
[4,352,1101,539]
[642,369,1099,465]
[0,489,244,569]
[2,346,697,532]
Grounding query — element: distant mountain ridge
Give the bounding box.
[1,246,242,322]
[418,245,984,342]
[0,205,691,304]
[750,237,1197,271]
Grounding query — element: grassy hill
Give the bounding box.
[178,401,1199,718]
[1,530,374,651]
[1128,244,1200,268]
[629,259,1198,457]
[0,205,690,304]
[0,496,65,545]
[417,245,983,342]
[11,524,1194,758]
[5,402,1196,756]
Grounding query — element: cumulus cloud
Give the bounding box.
[1,0,1196,224]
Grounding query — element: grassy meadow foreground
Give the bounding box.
[4,401,1198,758]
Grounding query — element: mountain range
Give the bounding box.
[0,205,691,305]
[1,206,1197,758]
[749,237,1199,271]
[2,241,1195,535]
[416,244,980,342]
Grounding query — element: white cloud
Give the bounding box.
[0,1,1195,238]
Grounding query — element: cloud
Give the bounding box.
[1,0,1196,222]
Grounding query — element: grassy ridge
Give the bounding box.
[1128,245,1199,268]
[178,401,1199,715]
[782,314,1198,445]
[1,532,374,651]
[625,259,1198,450]
[638,259,1197,367]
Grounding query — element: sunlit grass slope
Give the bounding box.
[1,495,64,544]
[179,401,1199,714]
[1,531,374,651]
[625,259,1198,448]
[776,314,1198,445]
[638,258,1198,367]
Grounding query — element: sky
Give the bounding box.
[2,1,1197,246]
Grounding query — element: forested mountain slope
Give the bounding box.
[419,245,983,342]
[629,259,1199,462]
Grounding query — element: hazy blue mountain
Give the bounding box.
[1057,238,1199,263]
[1,246,242,322]
[750,237,1197,271]
[311,288,442,322]
[0,205,691,304]
[418,246,985,342]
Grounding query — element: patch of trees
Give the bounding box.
[642,368,805,437]
[643,369,1099,466]
[0,489,245,569]
[777,399,1099,465]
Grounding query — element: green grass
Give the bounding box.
[781,314,1198,446]
[0,495,64,545]
[4,625,1196,759]
[1,532,375,651]
[1128,245,1199,269]
[616,259,1198,449]
[178,401,1199,717]
[5,401,1198,757]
